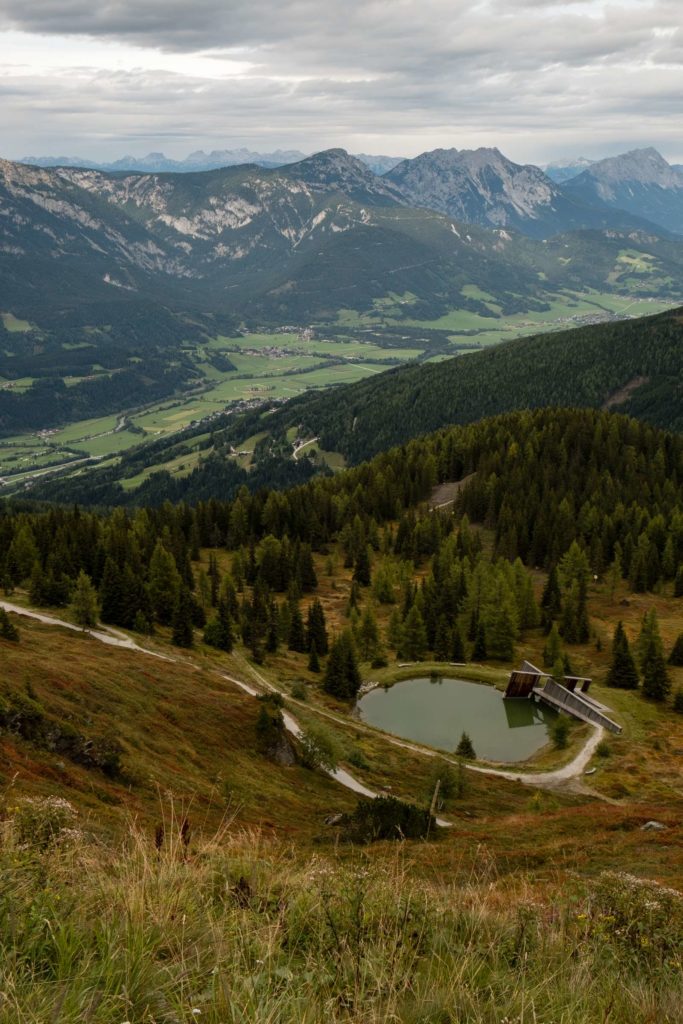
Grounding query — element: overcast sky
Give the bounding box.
[0,0,681,164]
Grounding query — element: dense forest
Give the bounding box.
[29,306,683,508]
[3,409,682,673]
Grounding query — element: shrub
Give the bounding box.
[299,724,341,772]
[552,717,570,750]
[290,681,308,701]
[673,689,683,714]
[596,739,611,757]
[340,796,436,844]
[11,796,78,850]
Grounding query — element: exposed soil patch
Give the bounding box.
[429,474,476,510]
[602,376,650,409]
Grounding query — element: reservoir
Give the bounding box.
[357,676,558,763]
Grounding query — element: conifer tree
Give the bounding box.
[305,598,328,655]
[0,608,19,641]
[668,633,683,667]
[541,566,562,618]
[674,565,683,598]
[148,540,181,626]
[401,605,428,660]
[70,570,99,629]
[204,598,234,652]
[308,642,321,673]
[323,631,362,700]
[99,557,126,626]
[472,622,487,660]
[639,611,671,702]
[450,623,466,662]
[606,621,639,689]
[356,604,380,662]
[171,587,194,648]
[543,622,562,669]
[353,545,372,587]
[455,731,476,759]
[288,603,307,653]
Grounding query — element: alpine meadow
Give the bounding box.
[1,2,683,1022]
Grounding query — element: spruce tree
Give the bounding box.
[353,545,372,587]
[0,608,19,641]
[541,566,562,617]
[171,587,194,648]
[356,605,380,662]
[668,633,683,667]
[305,598,328,655]
[148,541,181,626]
[472,622,487,660]
[308,642,321,673]
[543,622,562,669]
[606,621,639,689]
[323,631,362,700]
[288,603,307,653]
[450,623,466,662]
[641,640,671,702]
[455,731,476,759]
[70,570,99,629]
[401,605,428,660]
[99,557,125,626]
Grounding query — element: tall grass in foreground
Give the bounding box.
[1,798,681,1023]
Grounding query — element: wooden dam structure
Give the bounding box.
[504,661,622,734]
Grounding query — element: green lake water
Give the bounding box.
[357,676,558,762]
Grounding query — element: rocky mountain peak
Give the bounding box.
[579,148,683,189]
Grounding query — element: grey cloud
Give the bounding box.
[0,0,682,162]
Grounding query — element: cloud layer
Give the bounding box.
[0,0,681,162]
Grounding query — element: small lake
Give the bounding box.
[357,676,558,763]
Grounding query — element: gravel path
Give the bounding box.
[1,601,603,813]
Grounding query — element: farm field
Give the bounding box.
[1,289,678,494]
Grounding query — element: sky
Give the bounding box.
[0,0,682,165]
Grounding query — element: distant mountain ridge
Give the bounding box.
[565,148,683,234]
[19,149,406,175]
[383,146,669,239]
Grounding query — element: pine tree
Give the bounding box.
[668,633,683,667]
[674,565,683,599]
[305,598,328,655]
[455,731,476,759]
[308,642,321,673]
[433,616,451,661]
[472,622,487,660]
[0,608,19,641]
[171,587,194,648]
[323,631,361,700]
[639,611,671,701]
[450,623,466,662]
[543,622,562,669]
[288,603,307,653]
[99,557,126,626]
[356,604,380,662]
[401,605,428,660]
[541,566,562,617]
[203,599,234,652]
[148,541,181,626]
[353,545,372,587]
[606,621,639,689]
[70,570,99,629]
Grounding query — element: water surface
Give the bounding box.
[357,676,557,762]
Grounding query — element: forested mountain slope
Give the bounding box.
[27,306,683,507]
[252,306,683,463]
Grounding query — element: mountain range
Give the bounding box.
[19,148,406,176]
[4,144,683,438]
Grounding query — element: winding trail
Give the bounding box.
[1,600,604,815]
